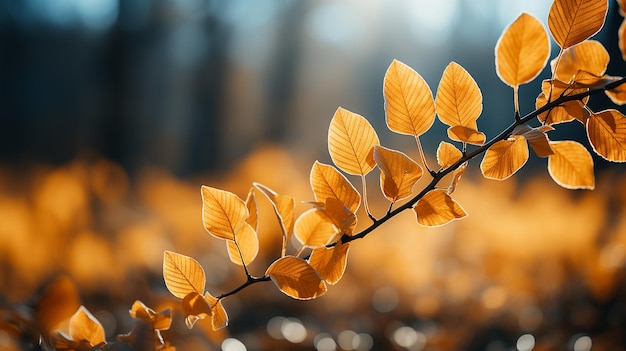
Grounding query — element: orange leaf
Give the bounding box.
[548,140,595,189]
[480,136,529,180]
[536,80,588,125]
[496,13,550,87]
[181,292,212,329]
[513,124,554,157]
[205,292,228,330]
[266,256,327,300]
[310,161,361,213]
[129,300,172,331]
[328,107,380,176]
[163,251,205,299]
[548,0,608,49]
[436,62,483,131]
[587,109,626,162]
[69,306,106,347]
[294,209,339,248]
[448,162,467,195]
[226,223,259,265]
[319,197,357,235]
[245,187,258,231]
[606,81,626,105]
[254,183,295,248]
[437,141,463,169]
[552,40,609,81]
[308,242,350,285]
[384,59,436,137]
[201,185,248,241]
[414,189,467,227]
[373,145,423,202]
[447,125,486,145]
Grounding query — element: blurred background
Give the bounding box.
[1,0,626,350]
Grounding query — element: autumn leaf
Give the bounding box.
[552,40,609,81]
[294,209,339,248]
[496,13,550,87]
[308,242,350,285]
[513,124,554,157]
[373,145,423,202]
[606,80,626,105]
[447,125,486,145]
[163,251,205,299]
[536,79,588,124]
[328,107,380,176]
[128,300,172,331]
[226,222,259,266]
[436,141,463,169]
[480,136,529,180]
[181,292,212,329]
[414,189,467,227]
[254,182,295,253]
[201,185,248,241]
[447,162,467,195]
[548,140,595,189]
[319,197,357,235]
[383,59,436,137]
[266,256,327,300]
[620,17,626,60]
[245,187,258,231]
[586,109,626,162]
[52,306,106,350]
[205,292,228,330]
[548,0,608,50]
[118,300,172,350]
[310,161,361,213]
[436,62,484,145]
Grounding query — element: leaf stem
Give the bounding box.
[216,275,272,300]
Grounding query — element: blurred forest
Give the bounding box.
[1,0,626,350]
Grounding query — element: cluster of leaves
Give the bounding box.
[0,276,173,351]
[163,0,626,332]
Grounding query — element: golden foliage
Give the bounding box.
[586,109,626,162]
[308,242,350,285]
[373,145,423,202]
[384,59,436,137]
[496,13,550,87]
[310,161,361,213]
[201,186,248,241]
[266,256,327,300]
[294,209,339,248]
[548,140,595,189]
[435,62,485,145]
[51,306,105,350]
[548,0,607,49]
[328,107,380,176]
[436,141,463,169]
[414,189,467,227]
[163,251,206,299]
[226,223,259,266]
[480,136,529,180]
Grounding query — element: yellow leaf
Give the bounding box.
[548,0,608,49]
[436,62,483,131]
[163,251,205,299]
[226,223,259,266]
[266,256,327,300]
[383,59,436,137]
[606,81,626,105]
[205,292,228,330]
[447,125,486,145]
[548,140,595,189]
[552,40,609,81]
[587,109,626,162]
[310,161,361,213]
[245,187,258,231]
[480,136,529,180]
[308,242,350,285]
[413,189,467,227]
[536,80,588,125]
[373,145,422,202]
[69,306,106,347]
[496,13,550,87]
[254,182,295,247]
[320,197,357,235]
[328,107,380,176]
[526,129,554,158]
[619,0,626,14]
[182,292,212,329]
[437,141,463,169]
[201,185,248,241]
[294,209,339,248]
[129,300,172,331]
